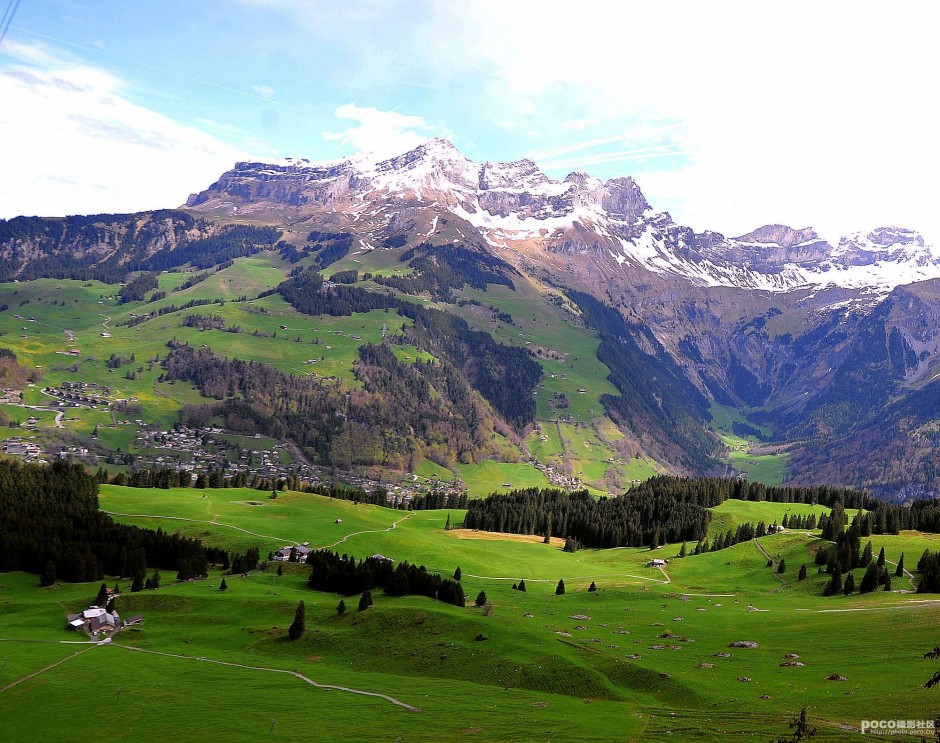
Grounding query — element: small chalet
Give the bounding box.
[66,605,121,635]
[272,544,312,562]
[647,558,668,568]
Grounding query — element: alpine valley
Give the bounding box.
[2,138,938,500]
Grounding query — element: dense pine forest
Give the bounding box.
[277,266,541,428]
[162,340,509,469]
[305,549,465,607]
[0,460,219,583]
[460,477,932,550]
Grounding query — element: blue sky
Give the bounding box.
[1,1,938,243]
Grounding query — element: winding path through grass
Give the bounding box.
[316,513,413,550]
[102,510,301,545]
[109,644,420,711]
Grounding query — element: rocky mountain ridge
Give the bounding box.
[187,138,939,296]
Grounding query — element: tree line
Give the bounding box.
[0,460,219,584]
[305,549,465,606]
[461,478,890,550]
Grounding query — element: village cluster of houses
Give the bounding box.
[3,437,44,462]
[42,381,113,407]
[133,426,317,483]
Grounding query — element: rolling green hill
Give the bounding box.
[2,485,939,741]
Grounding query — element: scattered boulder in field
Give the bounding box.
[474,633,488,642]
[782,653,800,659]
[737,677,752,682]
[827,674,848,681]
[697,662,715,669]
[570,614,591,620]
[729,641,758,649]
[713,652,732,658]
[779,661,805,667]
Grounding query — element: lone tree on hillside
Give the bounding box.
[895,553,905,578]
[454,565,462,581]
[777,559,787,574]
[771,707,817,742]
[358,591,373,612]
[219,577,228,591]
[556,579,566,596]
[288,600,306,640]
[588,581,597,592]
[518,578,526,592]
[475,591,487,607]
[337,599,346,616]
[798,564,807,581]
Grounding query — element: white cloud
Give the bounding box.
[0,41,248,218]
[250,84,275,99]
[563,118,600,132]
[322,104,438,159]
[246,0,940,242]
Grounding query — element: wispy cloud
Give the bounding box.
[0,42,247,217]
[251,84,275,99]
[323,103,441,159]
[540,144,691,173]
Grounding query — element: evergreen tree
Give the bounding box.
[518,578,526,592]
[777,559,787,574]
[877,546,886,568]
[445,513,451,530]
[843,572,855,595]
[798,564,808,581]
[475,591,487,607]
[861,541,873,567]
[555,579,565,596]
[895,553,905,578]
[882,573,892,591]
[859,563,881,594]
[678,542,687,558]
[454,566,462,582]
[277,564,283,577]
[288,600,306,639]
[588,581,597,592]
[358,591,373,612]
[219,577,228,591]
[96,582,108,607]
[823,564,843,596]
[337,599,346,616]
[39,561,57,587]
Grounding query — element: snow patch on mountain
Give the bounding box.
[188,138,940,294]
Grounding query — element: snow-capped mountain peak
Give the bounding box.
[186,139,938,295]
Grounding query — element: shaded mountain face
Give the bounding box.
[5,138,940,496]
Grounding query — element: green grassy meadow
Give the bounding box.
[3,489,939,741]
